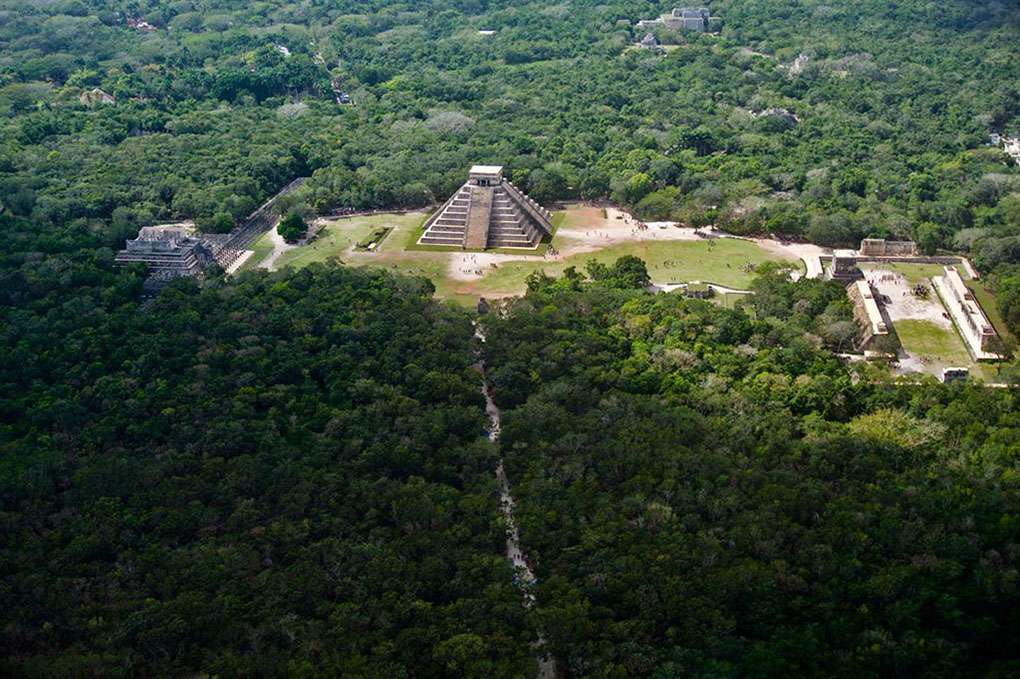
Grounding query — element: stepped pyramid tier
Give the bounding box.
[418,165,553,249]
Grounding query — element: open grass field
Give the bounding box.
[895,319,973,367]
[272,213,427,269]
[593,237,798,288]
[239,229,276,272]
[253,209,806,305]
[450,237,785,298]
[264,212,477,303]
[715,291,753,309]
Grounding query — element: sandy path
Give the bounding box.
[259,225,295,271]
[754,239,826,279]
[652,282,750,294]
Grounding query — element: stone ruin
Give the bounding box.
[859,238,919,257]
[115,226,217,293]
[846,280,890,354]
[826,249,863,282]
[418,166,553,250]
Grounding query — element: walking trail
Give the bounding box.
[475,324,556,679]
[259,225,294,271]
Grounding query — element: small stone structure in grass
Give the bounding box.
[682,281,714,299]
[356,227,393,251]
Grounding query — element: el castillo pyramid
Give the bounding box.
[418,165,553,249]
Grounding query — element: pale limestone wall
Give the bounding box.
[940,267,997,352]
[859,239,919,257]
[847,280,888,352]
[932,266,1001,360]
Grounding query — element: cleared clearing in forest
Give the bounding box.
[250,206,811,304]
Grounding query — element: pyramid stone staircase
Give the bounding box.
[464,186,492,249]
[418,166,552,250]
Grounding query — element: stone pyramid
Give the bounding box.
[418,165,553,249]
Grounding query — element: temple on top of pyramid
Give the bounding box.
[418,165,553,250]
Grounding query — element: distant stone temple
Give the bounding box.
[116,227,213,274]
[638,32,660,49]
[859,238,919,257]
[672,7,711,31]
[116,226,216,292]
[79,88,117,106]
[933,266,1001,360]
[826,249,863,282]
[418,166,552,250]
[846,280,890,353]
[750,108,798,125]
[637,7,718,32]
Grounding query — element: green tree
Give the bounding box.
[278,213,307,241]
[198,211,234,233]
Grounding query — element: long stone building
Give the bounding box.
[859,238,919,257]
[418,166,552,250]
[846,280,891,354]
[637,7,717,32]
[932,266,1001,360]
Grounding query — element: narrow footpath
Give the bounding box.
[259,225,294,271]
[474,324,556,679]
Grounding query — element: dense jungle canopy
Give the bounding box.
[2,0,1020,677]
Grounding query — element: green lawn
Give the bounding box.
[542,237,797,290]
[274,213,426,269]
[715,291,752,309]
[895,319,972,366]
[239,229,275,271]
[454,238,788,300]
[260,210,803,305]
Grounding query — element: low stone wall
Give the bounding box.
[859,239,919,257]
[823,254,978,278]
